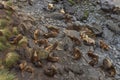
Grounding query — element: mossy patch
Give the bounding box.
[37,50,49,59]
[0,42,7,51]
[5,52,20,68]
[0,69,15,80]
[0,28,12,39]
[0,36,7,43]
[18,36,28,47]
[81,10,89,21]
[12,27,19,35]
[6,1,13,6]
[0,19,9,28]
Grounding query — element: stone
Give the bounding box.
[105,20,120,34]
[64,64,84,75]
[45,12,64,20]
[75,10,85,21]
[63,0,76,14]
[86,23,103,36]
[100,0,120,13]
[102,27,114,40]
[63,29,80,39]
[110,14,120,21]
[67,21,85,31]
[100,0,115,12]
[62,36,74,51]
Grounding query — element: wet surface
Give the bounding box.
[4,0,120,80]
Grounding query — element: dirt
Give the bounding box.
[0,0,120,80]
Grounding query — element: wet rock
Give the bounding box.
[65,65,106,80]
[54,63,64,75]
[112,0,120,8]
[46,25,59,33]
[39,26,48,33]
[67,21,85,31]
[28,39,39,48]
[64,71,75,80]
[63,0,76,14]
[101,0,120,7]
[62,36,73,51]
[63,29,80,39]
[116,44,120,51]
[73,21,85,27]
[100,0,115,12]
[44,31,58,38]
[33,61,42,67]
[110,36,120,45]
[86,23,103,36]
[102,27,114,40]
[45,12,64,20]
[68,71,75,78]
[44,65,57,77]
[75,10,85,21]
[105,20,120,34]
[118,22,120,27]
[57,28,65,38]
[79,65,106,80]
[71,16,77,21]
[100,0,120,13]
[64,64,84,75]
[12,0,120,79]
[110,14,120,21]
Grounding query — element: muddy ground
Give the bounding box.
[0,0,120,80]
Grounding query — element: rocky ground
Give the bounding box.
[0,0,120,80]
